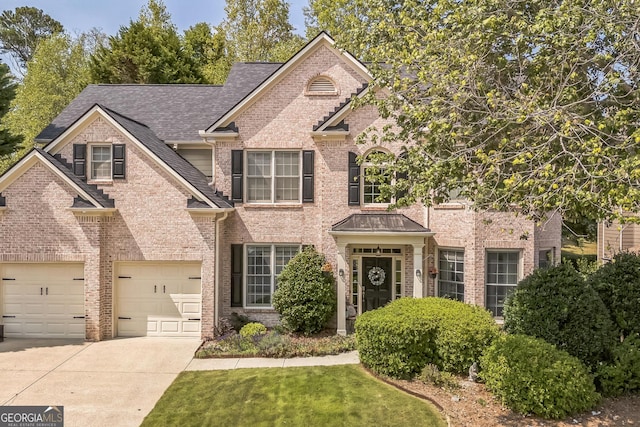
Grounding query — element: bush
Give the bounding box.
[272,246,336,335]
[418,364,459,390]
[596,334,640,397]
[587,252,640,340]
[480,334,600,419]
[239,322,267,338]
[503,263,614,367]
[355,297,499,379]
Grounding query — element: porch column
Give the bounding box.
[336,243,347,336]
[412,243,424,298]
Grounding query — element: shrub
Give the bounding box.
[503,263,614,367]
[239,322,267,338]
[480,334,600,419]
[587,252,640,340]
[355,297,499,379]
[272,246,336,335]
[596,334,640,397]
[229,312,250,332]
[418,364,459,390]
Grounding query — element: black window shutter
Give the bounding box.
[231,244,243,307]
[231,150,243,203]
[112,144,126,179]
[396,152,408,200]
[348,151,360,206]
[302,150,314,203]
[72,144,86,179]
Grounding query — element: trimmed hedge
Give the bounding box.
[355,297,499,379]
[480,334,600,419]
[239,322,267,338]
[596,334,640,397]
[503,263,614,368]
[272,246,336,335]
[587,252,640,340]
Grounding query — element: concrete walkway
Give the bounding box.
[186,350,360,371]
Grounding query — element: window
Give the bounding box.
[438,250,464,301]
[90,145,112,180]
[362,151,392,205]
[246,244,300,307]
[538,249,554,269]
[486,251,520,316]
[246,151,300,203]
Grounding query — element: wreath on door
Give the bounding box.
[368,266,386,287]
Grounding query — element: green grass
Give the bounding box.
[141,365,447,427]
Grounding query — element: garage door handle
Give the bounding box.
[163,285,166,294]
[2,315,16,318]
[188,318,200,321]
[154,285,157,293]
[118,317,132,320]
[73,316,85,319]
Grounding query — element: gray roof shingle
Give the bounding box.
[331,213,430,233]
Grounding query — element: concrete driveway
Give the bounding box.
[0,337,201,427]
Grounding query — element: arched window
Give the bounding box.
[306,76,338,95]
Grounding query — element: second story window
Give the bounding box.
[247,151,300,203]
[362,151,392,205]
[91,145,112,180]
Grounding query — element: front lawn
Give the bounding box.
[141,365,447,427]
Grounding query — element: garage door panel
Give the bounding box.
[1,263,85,339]
[116,263,202,337]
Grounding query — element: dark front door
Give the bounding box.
[363,257,392,312]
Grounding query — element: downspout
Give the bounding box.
[214,211,229,332]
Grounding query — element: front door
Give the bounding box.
[362,257,392,311]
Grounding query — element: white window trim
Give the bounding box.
[89,144,112,182]
[244,243,301,309]
[436,248,465,302]
[245,150,302,204]
[485,250,522,317]
[361,150,393,207]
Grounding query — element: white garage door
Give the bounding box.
[1,263,85,339]
[115,263,202,337]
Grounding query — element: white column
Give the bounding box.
[412,244,424,298]
[336,243,347,336]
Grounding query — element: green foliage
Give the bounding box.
[239,322,267,338]
[183,23,232,84]
[0,61,21,156]
[480,334,600,419]
[418,364,459,390]
[272,246,336,335]
[0,6,63,72]
[587,252,640,340]
[355,297,499,379]
[311,0,640,223]
[596,334,640,397]
[223,0,305,62]
[228,312,250,332]
[90,0,201,84]
[503,263,614,368]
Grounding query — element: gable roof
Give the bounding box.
[0,148,115,209]
[204,32,371,133]
[36,62,280,144]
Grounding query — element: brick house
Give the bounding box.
[0,33,561,340]
[598,220,640,262]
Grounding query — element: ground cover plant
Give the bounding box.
[141,365,447,427]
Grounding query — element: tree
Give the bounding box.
[0,61,21,156]
[310,0,640,223]
[223,0,305,62]
[183,23,233,84]
[90,0,201,83]
[1,32,94,172]
[0,6,63,74]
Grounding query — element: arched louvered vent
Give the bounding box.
[307,76,337,94]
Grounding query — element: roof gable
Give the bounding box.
[204,32,371,133]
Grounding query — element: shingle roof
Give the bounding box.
[331,213,430,233]
[99,106,233,209]
[36,62,281,143]
[37,148,115,208]
[313,83,369,131]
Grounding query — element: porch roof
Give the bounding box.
[330,213,432,236]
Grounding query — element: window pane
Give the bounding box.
[275,152,299,202]
[247,177,271,202]
[247,152,271,176]
[247,246,271,307]
[91,146,111,180]
[438,250,464,301]
[486,251,519,316]
[363,166,391,204]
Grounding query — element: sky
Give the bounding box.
[1,0,309,71]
